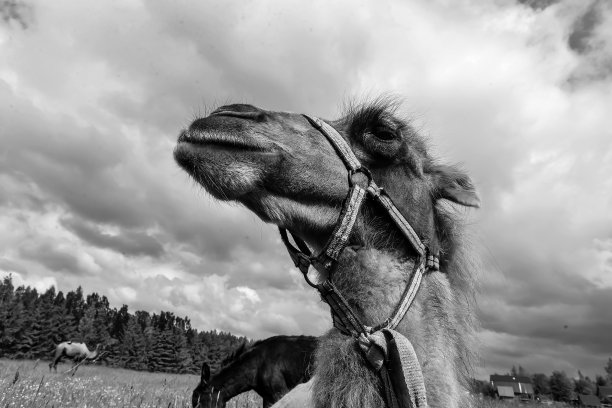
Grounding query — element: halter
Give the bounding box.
[279,114,440,408]
[279,115,440,337]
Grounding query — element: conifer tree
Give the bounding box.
[550,371,573,402]
[574,370,595,395]
[65,286,86,327]
[173,328,193,373]
[118,315,148,370]
[606,358,612,385]
[148,328,176,372]
[0,274,249,372]
[532,373,550,396]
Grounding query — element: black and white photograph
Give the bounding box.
[1,0,611,407]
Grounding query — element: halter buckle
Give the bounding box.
[425,249,440,271]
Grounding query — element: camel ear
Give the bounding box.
[431,165,480,208]
[201,363,211,383]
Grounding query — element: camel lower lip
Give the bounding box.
[177,129,269,152]
[175,140,269,154]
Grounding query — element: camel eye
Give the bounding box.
[362,128,402,161]
[374,129,397,142]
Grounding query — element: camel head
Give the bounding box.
[174,100,480,255]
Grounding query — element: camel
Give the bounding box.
[49,342,102,374]
[174,99,481,408]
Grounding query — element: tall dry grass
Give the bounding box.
[0,359,261,408]
[2,359,574,408]
[473,396,571,408]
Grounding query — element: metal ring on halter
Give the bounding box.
[348,167,371,188]
[301,261,326,288]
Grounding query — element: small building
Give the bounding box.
[598,386,612,405]
[489,375,535,400]
[579,394,601,408]
[497,386,515,399]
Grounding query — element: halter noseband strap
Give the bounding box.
[279,114,440,337]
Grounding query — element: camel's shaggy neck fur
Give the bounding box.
[314,209,478,408]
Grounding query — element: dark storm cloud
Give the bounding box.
[165,209,276,263]
[61,216,164,258]
[175,228,302,291]
[0,84,146,226]
[0,0,32,29]
[0,169,47,211]
[18,242,89,276]
[1,78,294,293]
[142,2,368,114]
[517,0,561,11]
[479,328,611,378]
[564,0,612,84]
[477,193,612,368]
[568,1,602,54]
[0,79,273,266]
[480,288,612,356]
[0,257,28,275]
[2,0,611,375]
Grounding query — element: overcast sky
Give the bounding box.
[1,0,611,380]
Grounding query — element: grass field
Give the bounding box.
[2,358,573,408]
[474,398,570,408]
[0,359,261,408]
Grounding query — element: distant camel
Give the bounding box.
[49,342,102,374]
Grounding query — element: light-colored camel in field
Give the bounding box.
[174,99,481,408]
[49,342,102,374]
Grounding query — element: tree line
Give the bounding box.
[472,363,612,402]
[0,275,248,374]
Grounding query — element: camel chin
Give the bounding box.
[174,142,267,200]
[243,194,340,241]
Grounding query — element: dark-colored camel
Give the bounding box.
[49,342,102,374]
[192,335,317,408]
[174,99,481,408]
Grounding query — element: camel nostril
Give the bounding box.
[178,129,190,143]
[209,104,265,121]
[212,104,259,114]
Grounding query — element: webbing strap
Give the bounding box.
[305,116,361,171]
[380,367,400,408]
[359,329,428,408]
[374,261,426,332]
[367,184,425,257]
[278,229,311,274]
[325,185,367,261]
[318,280,367,336]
